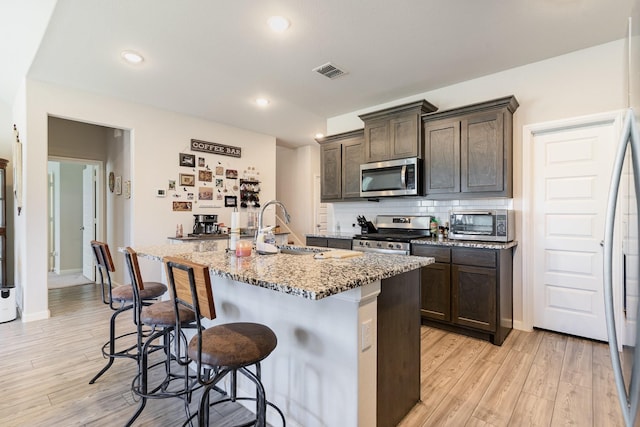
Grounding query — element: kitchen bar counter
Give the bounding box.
[131,244,432,427]
[134,244,431,300]
[168,231,289,241]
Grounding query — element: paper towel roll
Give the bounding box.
[231,212,240,233]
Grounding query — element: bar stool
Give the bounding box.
[89,241,167,384]
[123,247,199,426]
[164,256,285,427]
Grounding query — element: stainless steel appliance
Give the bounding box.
[191,214,219,236]
[448,209,514,242]
[352,215,431,255]
[360,157,421,197]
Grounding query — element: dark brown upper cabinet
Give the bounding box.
[423,96,519,199]
[317,129,364,202]
[359,100,438,163]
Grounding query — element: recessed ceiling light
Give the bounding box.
[255,98,270,107]
[315,133,324,139]
[267,16,290,32]
[121,50,144,64]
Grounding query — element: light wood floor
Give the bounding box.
[0,283,628,426]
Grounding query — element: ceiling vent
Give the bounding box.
[312,62,348,80]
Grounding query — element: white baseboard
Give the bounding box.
[513,320,532,332]
[57,268,83,275]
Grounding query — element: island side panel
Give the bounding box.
[208,275,381,427]
[377,269,421,427]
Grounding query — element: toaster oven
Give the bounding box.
[448,210,514,242]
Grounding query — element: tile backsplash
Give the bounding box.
[329,198,513,234]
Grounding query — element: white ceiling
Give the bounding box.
[3,0,638,147]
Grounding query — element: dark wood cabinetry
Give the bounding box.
[377,269,420,427]
[306,236,352,250]
[412,244,513,345]
[423,96,518,199]
[317,129,364,202]
[359,100,437,163]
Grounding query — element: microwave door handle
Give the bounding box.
[401,165,407,188]
[454,211,493,215]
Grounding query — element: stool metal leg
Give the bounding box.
[89,304,130,384]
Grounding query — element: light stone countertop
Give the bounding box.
[410,237,518,250]
[130,244,433,300]
[305,232,359,240]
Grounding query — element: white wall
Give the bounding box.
[15,80,277,321]
[325,39,629,329]
[276,144,320,244]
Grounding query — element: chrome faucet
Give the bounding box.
[256,200,291,239]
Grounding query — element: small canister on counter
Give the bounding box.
[235,240,252,257]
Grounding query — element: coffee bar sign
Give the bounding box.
[190,139,241,158]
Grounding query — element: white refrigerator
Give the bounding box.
[604,14,640,427]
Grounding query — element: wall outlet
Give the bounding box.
[361,319,373,351]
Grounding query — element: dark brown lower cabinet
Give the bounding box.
[412,244,513,345]
[377,269,420,427]
[305,236,352,249]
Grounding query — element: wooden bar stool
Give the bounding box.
[164,256,285,427]
[89,241,167,384]
[123,247,199,426]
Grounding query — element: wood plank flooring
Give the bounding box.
[0,284,629,426]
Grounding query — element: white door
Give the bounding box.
[82,165,96,280]
[532,119,619,341]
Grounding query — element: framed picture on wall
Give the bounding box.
[172,201,192,211]
[224,196,237,207]
[198,170,213,182]
[179,173,195,186]
[179,153,195,167]
[199,187,213,200]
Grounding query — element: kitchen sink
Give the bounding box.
[279,246,322,255]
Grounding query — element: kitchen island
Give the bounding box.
[132,244,433,427]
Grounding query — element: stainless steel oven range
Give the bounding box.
[352,215,431,255]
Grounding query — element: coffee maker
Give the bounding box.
[192,214,218,235]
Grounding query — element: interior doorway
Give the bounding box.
[47,157,103,288]
[522,110,624,343]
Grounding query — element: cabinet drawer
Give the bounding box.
[306,237,328,247]
[327,238,352,250]
[411,245,451,263]
[452,248,496,268]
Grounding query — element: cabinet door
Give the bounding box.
[420,263,451,322]
[461,111,504,193]
[327,238,352,249]
[320,142,342,201]
[390,114,419,159]
[424,119,461,195]
[342,137,364,199]
[451,264,496,332]
[306,237,328,247]
[364,119,390,163]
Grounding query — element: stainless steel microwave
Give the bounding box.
[448,209,515,242]
[360,157,421,197]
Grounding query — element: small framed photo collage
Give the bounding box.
[171,151,243,211]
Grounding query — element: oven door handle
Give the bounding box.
[401,165,407,188]
[353,247,409,255]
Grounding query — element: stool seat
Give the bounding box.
[189,322,277,368]
[112,281,167,302]
[140,300,196,327]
